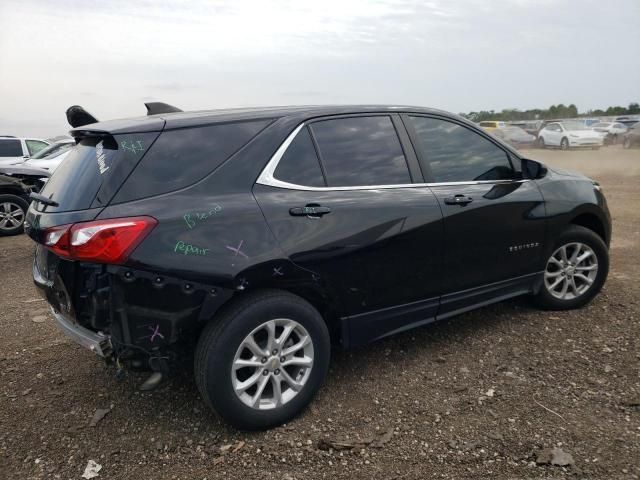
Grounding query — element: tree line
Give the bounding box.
[462,102,640,122]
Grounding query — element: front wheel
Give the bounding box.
[560,137,569,150]
[195,290,330,430]
[0,194,29,237]
[533,225,609,310]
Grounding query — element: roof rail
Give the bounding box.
[0,135,17,138]
[145,102,183,115]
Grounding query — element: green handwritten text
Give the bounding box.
[174,241,209,256]
[183,204,222,229]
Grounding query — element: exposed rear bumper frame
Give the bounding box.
[50,308,112,358]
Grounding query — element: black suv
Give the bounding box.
[26,105,611,430]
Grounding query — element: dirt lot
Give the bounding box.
[1,146,639,480]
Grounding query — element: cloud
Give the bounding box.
[0,0,637,137]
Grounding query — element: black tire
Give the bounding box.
[194,290,330,430]
[533,225,609,310]
[0,194,29,237]
[560,137,569,150]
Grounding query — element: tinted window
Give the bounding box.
[310,116,410,187]
[408,116,513,182]
[114,120,271,203]
[38,133,159,212]
[274,127,325,187]
[0,139,22,157]
[26,140,48,156]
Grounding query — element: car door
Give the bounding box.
[403,114,546,318]
[253,114,444,346]
[544,123,562,146]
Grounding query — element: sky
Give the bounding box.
[0,0,638,138]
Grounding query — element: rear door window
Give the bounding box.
[309,116,410,187]
[0,139,23,157]
[408,116,514,182]
[273,127,326,187]
[113,119,272,203]
[37,132,160,212]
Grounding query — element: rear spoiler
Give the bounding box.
[66,106,99,128]
[66,102,182,128]
[145,102,183,115]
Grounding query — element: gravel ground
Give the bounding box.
[1,146,639,480]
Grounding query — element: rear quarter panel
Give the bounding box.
[96,118,341,318]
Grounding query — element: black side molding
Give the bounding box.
[144,102,183,115]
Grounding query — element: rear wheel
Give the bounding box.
[560,137,569,150]
[0,194,29,236]
[194,290,330,430]
[533,225,608,310]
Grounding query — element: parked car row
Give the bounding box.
[479,115,640,150]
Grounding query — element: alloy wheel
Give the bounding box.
[231,318,314,410]
[0,202,25,232]
[544,242,598,300]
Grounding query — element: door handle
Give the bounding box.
[444,195,473,206]
[289,205,331,217]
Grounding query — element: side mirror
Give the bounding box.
[521,158,547,180]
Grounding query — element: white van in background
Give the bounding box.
[0,136,50,166]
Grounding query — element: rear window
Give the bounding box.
[113,120,271,203]
[0,139,22,157]
[37,132,160,212]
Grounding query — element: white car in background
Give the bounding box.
[537,121,604,150]
[591,122,628,144]
[0,136,50,166]
[23,138,75,172]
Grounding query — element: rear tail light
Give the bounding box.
[43,216,157,264]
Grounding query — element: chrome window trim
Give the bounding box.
[255,122,530,192]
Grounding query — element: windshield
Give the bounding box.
[561,121,588,131]
[31,141,74,159]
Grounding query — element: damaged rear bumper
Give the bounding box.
[50,308,112,357]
